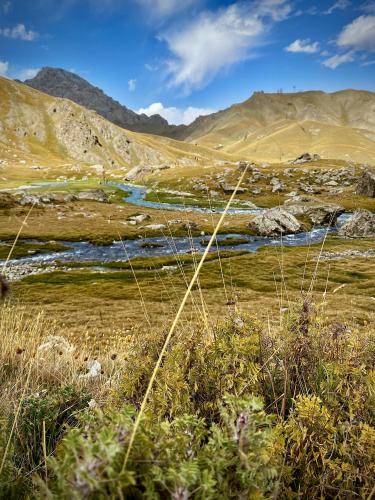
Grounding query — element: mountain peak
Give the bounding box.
[24,67,173,135]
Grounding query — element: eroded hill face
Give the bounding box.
[0,76,233,184]
[176,90,375,163]
[24,67,176,135]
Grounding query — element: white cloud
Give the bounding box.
[361,1,375,14]
[285,39,320,53]
[137,102,214,125]
[337,15,375,51]
[0,23,38,41]
[136,0,201,18]
[160,0,292,93]
[2,1,11,14]
[324,0,350,15]
[0,61,9,76]
[145,63,159,71]
[361,59,375,66]
[128,79,136,91]
[322,51,355,69]
[16,68,41,80]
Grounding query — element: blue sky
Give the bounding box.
[1,0,375,124]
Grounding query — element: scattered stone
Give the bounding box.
[270,177,284,193]
[143,224,166,231]
[127,213,150,224]
[318,249,375,261]
[249,208,301,236]
[338,209,375,238]
[221,184,247,194]
[80,360,102,379]
[356,169,375,197]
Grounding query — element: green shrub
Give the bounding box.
[39,395,281,499]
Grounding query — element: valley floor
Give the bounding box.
[0,157,374,348]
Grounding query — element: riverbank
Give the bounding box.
[7,238,374,345]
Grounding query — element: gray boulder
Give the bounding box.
[338,209,375,238]
[270,177,284,193]
[284,201,344,225]
[356,169,375,197]
[221,184,247,194]
[128,213,150,224]
[249,207,301,236]
[144,224,166,231]
[75,189,109,203]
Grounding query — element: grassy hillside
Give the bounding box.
[179,90,375,162]
[0,76,235,187]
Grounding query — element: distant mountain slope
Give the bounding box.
[24,67,178,136]
[176,90,375,163]
[0,76,232,171]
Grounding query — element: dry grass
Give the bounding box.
[7,238,373,347]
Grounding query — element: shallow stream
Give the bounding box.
[1,181,350,268]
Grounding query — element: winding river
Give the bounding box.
[2,181,350,268]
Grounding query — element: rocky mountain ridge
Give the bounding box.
[24,67,178,136]
[24,68,375,162]
[0,76,230,172]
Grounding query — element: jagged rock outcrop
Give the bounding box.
[356,169,375,197]
[338,209,375,238]
[24,67,176,135]
[249,208,301,236]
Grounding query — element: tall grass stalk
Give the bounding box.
[2,201,36,272]
[121,165,249,471]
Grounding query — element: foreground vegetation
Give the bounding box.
[0,294,374,498]
[0,159,374,498]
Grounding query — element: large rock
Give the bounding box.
[338,209,375,238]
[270,177,284,193]
[284,200,344,225]
[75,189,109,203]
[249,208,301,236]
[356,169,375,197]
[221,184,247,194]
[290,153,321,165]
[127,213,151,224]
[144,224,166,231]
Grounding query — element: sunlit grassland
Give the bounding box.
[0,197,257,244]
[10,238,375,349]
